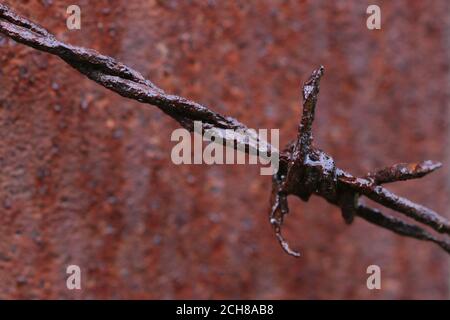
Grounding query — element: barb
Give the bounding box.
[1,4,449,257]
[268,64,449,256]
[365,161,442,184]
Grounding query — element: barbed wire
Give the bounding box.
[1,4,449,256]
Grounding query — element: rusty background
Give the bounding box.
[0,0,449,299]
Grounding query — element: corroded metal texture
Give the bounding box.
[2,6,447,259]
[0,0,449,299]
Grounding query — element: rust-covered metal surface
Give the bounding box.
[0,0,449,299]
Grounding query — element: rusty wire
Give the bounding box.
[1,4,449,257]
